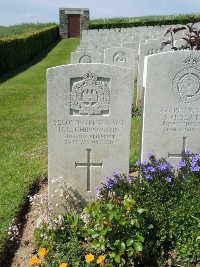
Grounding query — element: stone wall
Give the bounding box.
[59,8,89,39]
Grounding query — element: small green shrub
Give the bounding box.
[33,175,145,267]
[134,153,200,266]
[84,186,145,266]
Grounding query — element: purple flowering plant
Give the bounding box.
[177,151,200,175]
[136,153,175,184]
[96,170,134,201]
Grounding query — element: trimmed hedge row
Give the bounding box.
[0,25,59,75]
[89,17,200,29]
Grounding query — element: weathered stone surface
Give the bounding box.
[141,51,200,167]
[47,63,133,212]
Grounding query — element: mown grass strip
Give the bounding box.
[0,38,80,255]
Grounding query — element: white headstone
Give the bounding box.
[47,63,133,212]
[137,42,168,106]
[141,51,200,166]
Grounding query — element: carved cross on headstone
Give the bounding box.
[75,149,103,191]
[168,136,192,159]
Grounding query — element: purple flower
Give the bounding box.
[112,170,119,176]
[143,161,148,166]
[158,162,172,172]
[106,176,111,181]
[147,166,155,172]
[190,154,200,172]
[148,152,154,158]
[186,150,190,157]
[165,177,172,183]
[95,187,100,192]
[106,182,113,189]
[112,178,118,184]
[127,177,132,184]
[178,160,186,169]
[136,160,141,166]
[146,174,153,180]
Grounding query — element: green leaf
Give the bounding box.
[128,249,134,257]
[126,239,134,246]
[137,208,147,214]
[135,233,144,242]
[114,254,121,263]
[134,242,143,252]
[91,240,100,248]
[100,229,107,236]
[114,239,120,246]
[148,224,154,229]
[91,232,99,238]
[107,226,112,232]
[120,241,126,252]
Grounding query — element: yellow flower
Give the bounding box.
[85,253,95,263]
[96,255,106,264]
[29,255,42,265]
[59,263,68,267]
[38,247,47,257]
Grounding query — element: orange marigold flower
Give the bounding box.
[38,247,47,257]
[85,253,95,263]
[97,255,106,264]
[59,263,68,267]
[29,255,42,265]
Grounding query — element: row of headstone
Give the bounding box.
[47,25,200,213]
[71,25,189,105]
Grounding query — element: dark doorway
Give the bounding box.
[68,15,80,38]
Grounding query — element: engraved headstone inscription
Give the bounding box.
[141,51,200,167]
[47,64,133,212]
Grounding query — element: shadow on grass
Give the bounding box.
[0,39,61,84]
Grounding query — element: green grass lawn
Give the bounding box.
[0,38,140,256]
[0,38,80,256]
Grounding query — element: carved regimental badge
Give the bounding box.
[172,55,200,104]
[70,72,110,115]
[113,51,127,64]
[79,55,92,63]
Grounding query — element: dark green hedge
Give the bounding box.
[89,17,200,29]
[0,25,59,75]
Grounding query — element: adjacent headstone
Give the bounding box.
[104,47,136,79]
[137,42,169,106]
[47,63,133,212]
[141,51,200,167]
[71,51,102,63]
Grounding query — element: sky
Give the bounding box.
[1,0,200,26]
